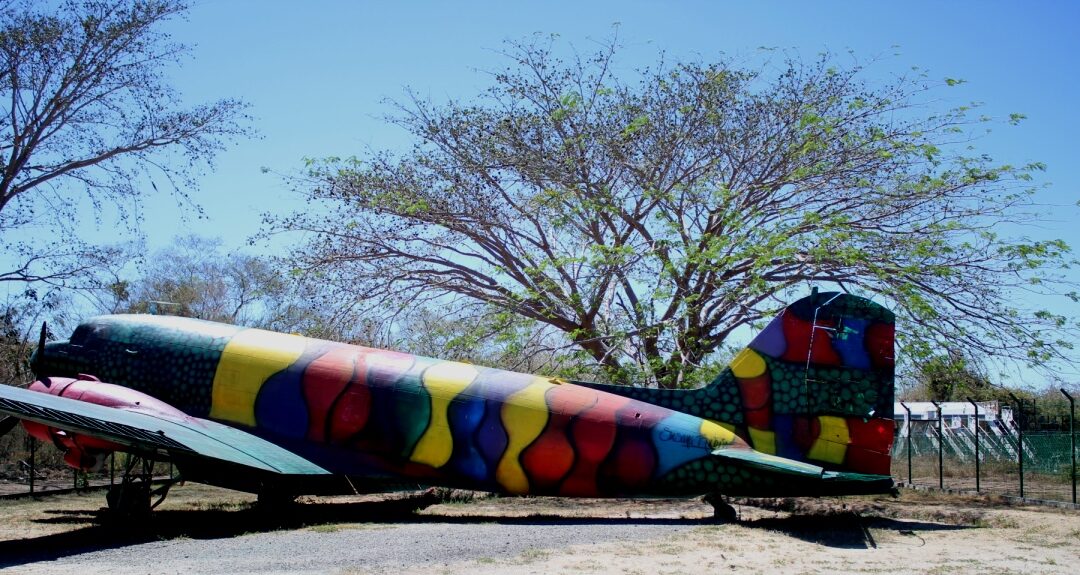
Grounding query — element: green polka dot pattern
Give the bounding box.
[653,458,772,495]
[587,374,744,425]
[61,316,241,417]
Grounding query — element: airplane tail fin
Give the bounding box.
[576,291,895,476]
[706,291,895,475]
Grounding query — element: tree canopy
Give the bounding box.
[0,0,249,289]
[270,39,1076,388]
[98,235,363,341]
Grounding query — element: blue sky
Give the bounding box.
[144,0,1078,254]
[11,0,1080,382]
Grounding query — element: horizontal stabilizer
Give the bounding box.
[0,384,329,476]
[712,447,825,478]
[712,446,894,496]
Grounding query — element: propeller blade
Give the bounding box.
[0,415,18,437]
[30,321,46,377]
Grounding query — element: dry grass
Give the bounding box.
[2,484,1078,574]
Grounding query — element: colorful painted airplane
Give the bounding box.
[0,291,896,516]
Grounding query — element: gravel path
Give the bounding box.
[8,486,1076,574]
[1,521,692,574]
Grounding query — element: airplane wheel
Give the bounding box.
[106,482,151,517]
[105,454,156,518]
[703,492,738,522]
[257,486,298,509]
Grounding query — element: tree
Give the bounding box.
[0,286,78,385]
[99,235,371,343]
[0,0,249,289]
[389,305,593,376]
[905,350,997,402]
[102,236,282,324]
[270,38,1077,388]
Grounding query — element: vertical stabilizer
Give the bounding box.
[576,292,895,475]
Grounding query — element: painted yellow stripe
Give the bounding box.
[748,427,777,455]
[807,415,850,464]
[710,420,738,435]
[729,348,766,378]
[496,377,552,494]
[210,329,307,426]
[410,362,478,468]
[699,419,737,449]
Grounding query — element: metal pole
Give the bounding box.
[1062,389,1075,505]
[931,400,944,490]
[1009,392,1024,499]
[73,467,78,490]
[110,452,115,486]
[901,402,913,485]
[968,398,980,493]
[28,438,35,494]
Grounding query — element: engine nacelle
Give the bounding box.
[22,375,190,471]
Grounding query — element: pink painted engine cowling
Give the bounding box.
[23,375,190,471]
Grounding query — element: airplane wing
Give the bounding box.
[713,447,894,496]
[0,384,329,476]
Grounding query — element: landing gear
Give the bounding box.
[256,486,298,510]
[105,455,178,517]
[703,492,738,522]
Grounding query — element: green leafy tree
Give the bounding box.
[0,0,250,289]
[270,38,1076,388]
[906,350,998,402]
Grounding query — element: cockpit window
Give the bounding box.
[68,324,91,346]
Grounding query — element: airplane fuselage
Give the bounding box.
[38,315,746,498]
[23,291,898,500]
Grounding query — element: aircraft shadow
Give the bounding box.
[738,512,968,549]
[0,496,972,567]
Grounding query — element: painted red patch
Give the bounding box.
[847,417,895,452]
[328,353,373,444]
[303,348,358,442]
[522,386,596,492]
[844,446,892,475]
[781,313,841,366]
[560,394,629,497]
[737,374,772,429]
[793,416,819,453]
[865,322,895,369]
[605,440,655,488]
[601,403,665,490]
[841,417,894,475]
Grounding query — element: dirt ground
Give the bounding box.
[0,483,1077,574]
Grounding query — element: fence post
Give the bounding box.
[931,400,944,490]
[900,401,913,485]
[28,437,35,494]
[968,398,980,493]
[1062,389,1075,505]
[1008,392,1024,499]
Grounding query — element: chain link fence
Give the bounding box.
[892,425,1078,504]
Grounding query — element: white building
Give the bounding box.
[893,401,1013,436]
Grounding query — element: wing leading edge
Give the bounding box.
[0,384,329,476]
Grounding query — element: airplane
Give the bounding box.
[0,290,896,518]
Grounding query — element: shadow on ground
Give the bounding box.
[0,494,973,568]
[739,513,967,549]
